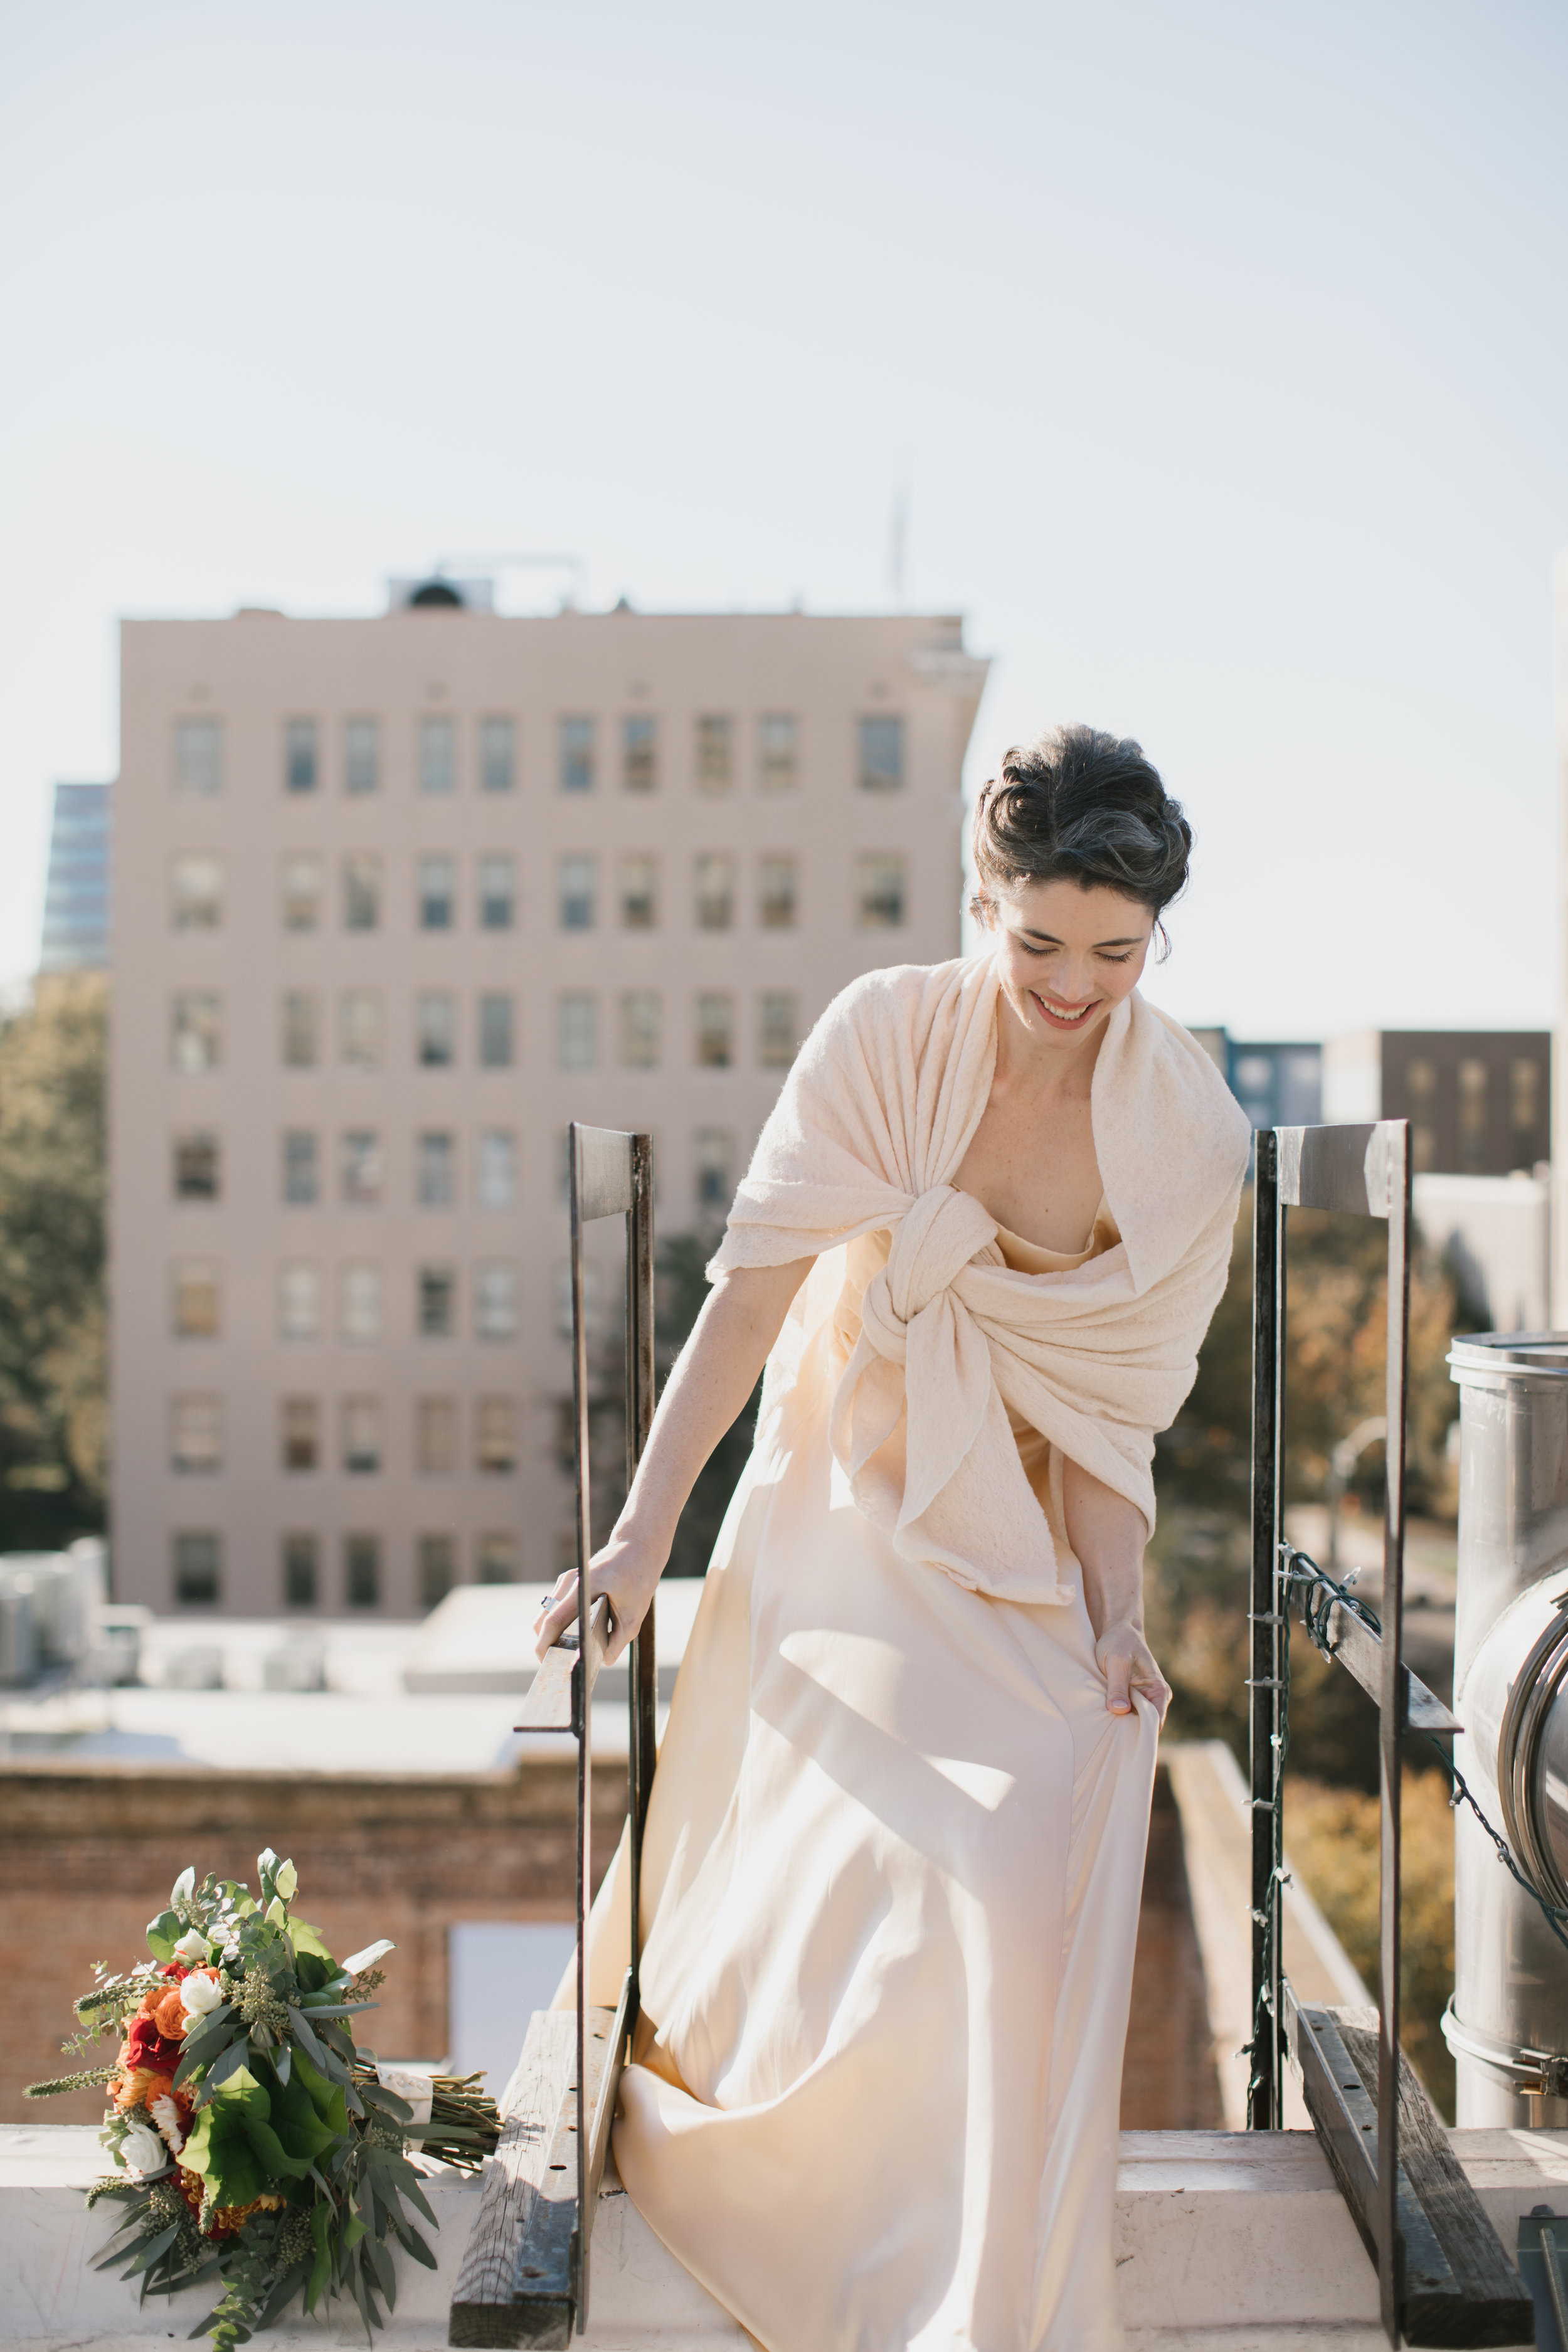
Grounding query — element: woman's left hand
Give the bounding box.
[1094,1620,1172,1723]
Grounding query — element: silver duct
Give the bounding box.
[1446,1334,1568,2126]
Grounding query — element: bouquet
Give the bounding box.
[27,1850,500,2348]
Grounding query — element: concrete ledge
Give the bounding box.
[6,2123,1566,2346]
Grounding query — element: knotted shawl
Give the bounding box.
[709,951,1251,1606]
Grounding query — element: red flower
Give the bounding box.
[124,2015,183,2074]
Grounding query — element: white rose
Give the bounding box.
[172,1931,209,1964]
[149,2095,185,2156]
[180,1971,223,2018]
[120,2119,164,2176]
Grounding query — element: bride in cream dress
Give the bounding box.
[536,726,1249,2352]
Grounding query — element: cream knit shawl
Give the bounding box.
[709,951,1251,1606]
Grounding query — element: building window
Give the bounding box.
[173,718,222,797]
[478,993,514,1069]
[341,1131,383,1207]
[476,1397,517,1474]
[285,719,318,795]
[282,1129,319,1205]
[480,716,514,795]
[623,714,657,792]
[419,1531,455,1605]
[171,853,222,931]
[560,715,594,793]
[342,854,381,931]
[172,992,222,1073]
[696,714,732,794]
[344,718,379,796]
[553,1258,603,1338]
[559,855,596,930]
[281,990,320,1068]
[475,1262,518,1340]
[477,1530,517,1583]
[694,1128,735,1219]
[282,1533,319,1608]
[417,1130,456,1207]
[478,854,515,930]
[419,855,456,930]
[172,1259,221,1340]
[621,990,660,1069]
[418,992,457,1067]
[344,1532,381,1608]
[1512,1058,1541,1165]
[619,854,657,930]
[282,854,324,931]
[1458,1058,1488,1173]
[856,853,906,929]
[557,992,596,1071]
[416,1400,457,1476]
[280,1397,320,1473]
[341,1399,383,1475]
[477,1129,517,1210]
[339,1261,383,1343]
[171,1393,223,1473]
[759,713,797,792]
[694,852,734,931]
[173,1131,220,1201]
[339,988,381,1071]
[759,992,798,1069]
[418,1264,456,1337]
[696,992,734,1068]
[278,1261,322,1342]
[758,853,797,930]
[420,716,457,797]
[173,1530,221,1606]
[1407,1057,1436,1173]
[859,714,904,792]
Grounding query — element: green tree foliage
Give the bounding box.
[0,976,107,1550]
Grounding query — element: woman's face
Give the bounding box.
[985,877,1155,1053]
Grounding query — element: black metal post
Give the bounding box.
[568,1127,593,2314]
[625,1133,657,2015]
[1376,1125,1412,2345]
[1249,1130,1286,2129]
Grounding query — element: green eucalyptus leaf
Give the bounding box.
[145,1909,183,1961]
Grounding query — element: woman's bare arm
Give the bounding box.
[534,1256,814,1665]
[1062,1458,1172,1720]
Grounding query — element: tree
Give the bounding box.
[0,975,108,1551]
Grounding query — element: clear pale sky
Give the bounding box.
[3,0,1565,1036]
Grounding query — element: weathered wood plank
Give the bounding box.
[516,1595,612,1735]
[450,2010,575,2347]
[1336,2010,1535,2346]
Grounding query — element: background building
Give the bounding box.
[40,782,112,972]
[1323,1029,1550,1175]
[109,590,989,1618]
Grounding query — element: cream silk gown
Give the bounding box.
[592,1201,1161,2352]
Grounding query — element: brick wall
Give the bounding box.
[1,1756,627,2126]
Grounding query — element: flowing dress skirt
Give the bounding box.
[591,1313,1159,2352]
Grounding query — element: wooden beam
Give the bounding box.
[1318,1599,1462,1735]
[1286,1990,1535,2347]
[516,1596,613,1735]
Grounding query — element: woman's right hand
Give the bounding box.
[533,1529,666,1668]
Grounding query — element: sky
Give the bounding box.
[2,0,1566,1036]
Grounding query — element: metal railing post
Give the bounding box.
[1249,1129,1285,2129]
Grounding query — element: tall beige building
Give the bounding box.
[110,590,990,1616]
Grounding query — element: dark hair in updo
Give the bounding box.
[970,725,1191,956]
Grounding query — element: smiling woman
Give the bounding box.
[534,726,1249,2351]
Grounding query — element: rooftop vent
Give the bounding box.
[386,575,495,613]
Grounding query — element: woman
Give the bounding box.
[536,726,1251,2351]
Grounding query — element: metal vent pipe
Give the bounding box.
[1446,1334,1568,2125]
